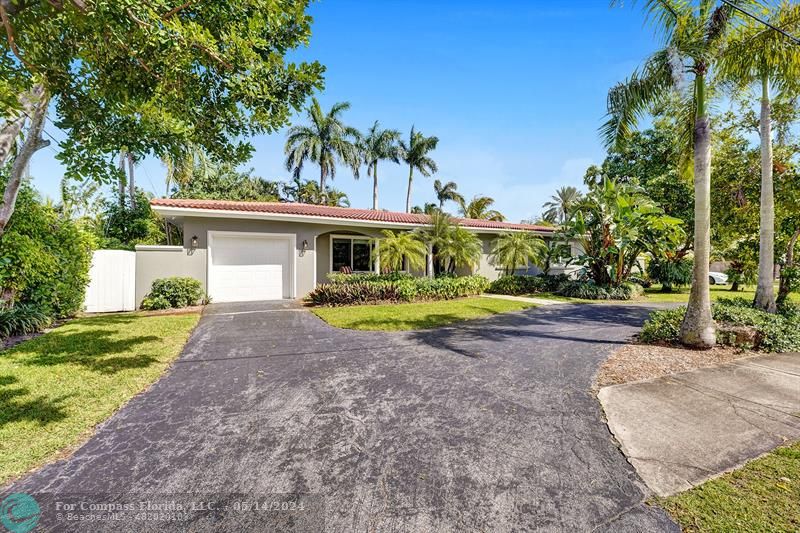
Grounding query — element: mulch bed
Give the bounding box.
[594,342,757,389]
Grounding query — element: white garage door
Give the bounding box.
[208,232,294,302]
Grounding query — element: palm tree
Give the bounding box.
[359,121,401,210]
[438,226,482,273]
[458,195,505,221]
[399,126,439,213]
[375,230,428,272]
[542,186,582,225]
[433,179,464,210]
[491,232,547,275]
[284,98,360,203]
[415,210,453,277]
[411,203,439,215]
[718,3,800,313]
[604,1,748,348]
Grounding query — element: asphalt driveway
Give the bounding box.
[4,302,679,532]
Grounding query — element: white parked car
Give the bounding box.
[709,271,728,285]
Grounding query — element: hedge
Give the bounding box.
[487,274,642,300]
[308,274,489,306]
[141,277,204,310]
[639,298,800,352]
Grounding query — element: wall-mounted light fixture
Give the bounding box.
[300,239,309,256]
[190,235,198,249]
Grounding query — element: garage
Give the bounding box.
[207,231,295,302]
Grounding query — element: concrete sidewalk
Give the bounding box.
[599,352,800,496]
[481,293,565,306]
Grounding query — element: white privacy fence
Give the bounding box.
[84,250,136,313]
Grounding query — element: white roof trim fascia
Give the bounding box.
[151,205,555,236]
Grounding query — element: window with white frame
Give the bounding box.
[331,236,374,272]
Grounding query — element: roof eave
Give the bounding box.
[151,205,555,236]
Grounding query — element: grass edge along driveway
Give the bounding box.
[0,312,200,485]
[311,296,536,331]
[658,440,800,532]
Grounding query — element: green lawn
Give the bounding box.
[658,441,800,532]
[311,296,535,331]
[0,312,200,484]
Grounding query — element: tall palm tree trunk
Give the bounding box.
[319,165,327,204]
[127,152,136,208]
[680,73,715,348]
[372,163,379,210]
[118,152,126,207]
[754,76,776,312]
[405,167,414,213]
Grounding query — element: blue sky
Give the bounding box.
[28,0,659,223]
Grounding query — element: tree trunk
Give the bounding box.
[127,152,136,207]
[0,91,50,238]
[118,153,126,207]
[0,85,44,165]
[754,76,776,312]
[406,166,414,213]
[372,163,379,210]
[426,243,434,279]
[778,228,800,304]
[680,74,715,348]
[319,165,327,205]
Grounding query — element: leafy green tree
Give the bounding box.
[0,1,323,237]
[491,232,547,275]
[98,189,165,250]
[457,195,505,221]
[719,3,800,311]
[400,126,439,213]
[171,164,281,203]
[558,179,685,287]
[0,181,94,317]
[433,179,463,210]
[359,121,401,210]
[605,0,748,347]
[415,210,455,277]
[375,230,427,272]
[542,186,582,225]
[284,98,361,202]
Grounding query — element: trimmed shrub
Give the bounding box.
[141,277,203,310]
[639,298,800,352]
[0,304,52,339]
[646,258,691,292]
[308,274,489,306]
[555,280,642,300]
[487,275,548,295]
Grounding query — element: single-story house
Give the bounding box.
[139,198,571,305]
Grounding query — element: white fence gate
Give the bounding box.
[84,250,136,313]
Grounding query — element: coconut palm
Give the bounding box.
[491,232,547,275]
[604,1,750,348]
[542,186,582,225]
[718,2,800,313]
[359,121,401,210]
[433,179,464,210]
[375,230,427,272]
[438,226,482,273]
[284,98,360,203]
[400,126,439,213]
[458,195,505,221]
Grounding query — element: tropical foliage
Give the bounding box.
[285,98,361,197]
[359,122,401,210]
[375,230,428,272]
[458,195,505,221]
[541,186,582,224]
[491,232,547,275]
[400,127,439,213]
[415,211,481,275]
[434,179,464,210]
[557,179,684,288]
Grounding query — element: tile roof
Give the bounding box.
[150,198,555,233]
